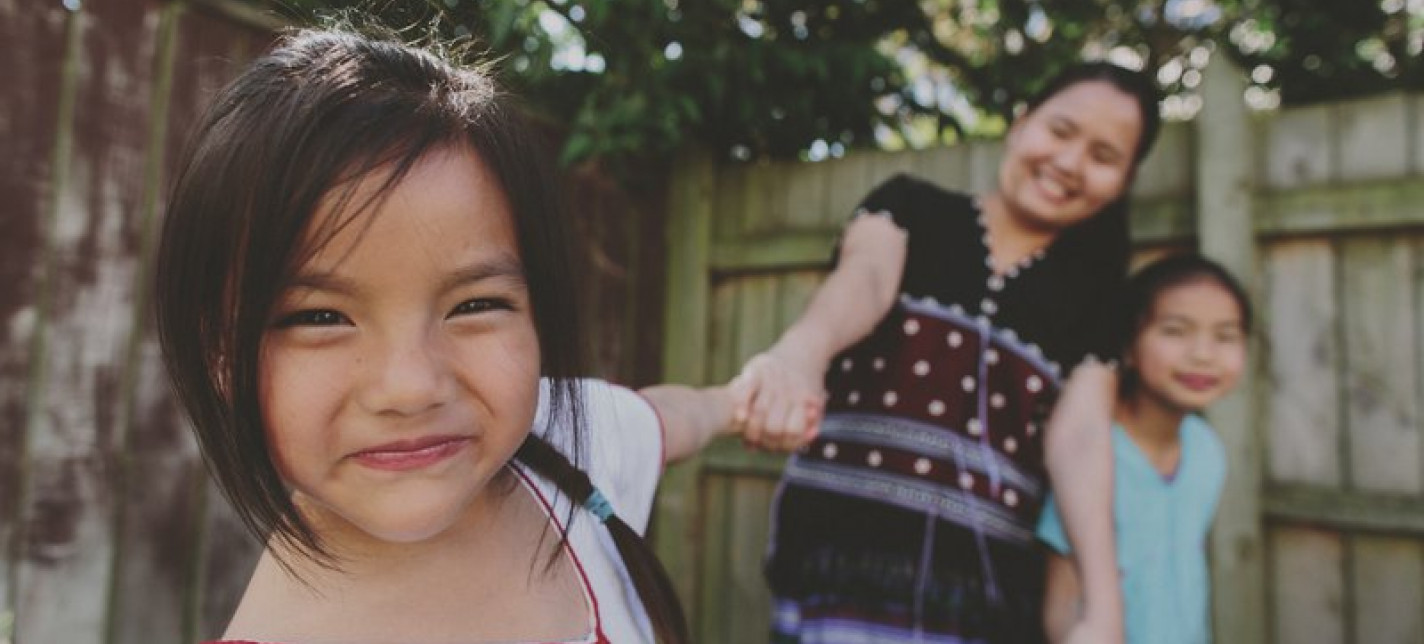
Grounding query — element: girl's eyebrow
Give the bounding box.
[285,252,527,295]
[439,253,527,292]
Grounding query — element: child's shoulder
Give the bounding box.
[1181,413,1227,474]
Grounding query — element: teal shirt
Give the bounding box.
[1036,415,1226,644]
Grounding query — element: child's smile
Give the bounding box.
[260,145,542,547]
[1130,279,1247,413]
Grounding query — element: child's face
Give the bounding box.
[259,146,541,545]
[1128,279,1247,413]
[998,80,1141,231]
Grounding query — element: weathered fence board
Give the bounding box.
[16,1,162,642]
[1264,239,1341,486]
[1350,535,1424,643]
[1265,103,1335,189]
[1341,237,1420,494]
[0,0,72,625]
[1271,526,1346,644]
[1338,94,1412,183]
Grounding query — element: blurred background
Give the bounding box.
[3,1,1424,642]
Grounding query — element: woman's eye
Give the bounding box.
[449,298,511,318]
[273,309,349,328]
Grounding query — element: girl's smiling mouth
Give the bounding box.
[349,435,472,471]
[1174,374,1219,392]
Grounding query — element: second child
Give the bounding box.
[1037,254,1252,644]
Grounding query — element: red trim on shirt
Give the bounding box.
[511,464,609,644]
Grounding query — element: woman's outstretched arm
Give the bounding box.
[727,213,907,451]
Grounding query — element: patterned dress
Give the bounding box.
[765,175,1123,643]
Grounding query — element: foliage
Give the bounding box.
[254,0,1424,168]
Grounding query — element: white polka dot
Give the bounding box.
[990,393,1006,409]
[867,450,883,467]
[913,360,930,376]
[958,472,974,490]
[985,348,999,365]
[914,458,932,475]
[1004,489,1019,507]
[967,418,983,436]
[987,275,1005,292]
[841,358,853,372]
[961,376,976,393]
[822,442,839,459]
[883,391,899,407]
[1004,437,1018,453]
[847,391,861,405]
[928,400,946,416]
[1027,375,1042,393]
[948,331,963,348]
[873,357,886,371]
[903,319,921,336]
[981,298,998,315]
[1026,422,1038,436]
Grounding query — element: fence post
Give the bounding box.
[1196,54,1268,643]
[653,147,716,617]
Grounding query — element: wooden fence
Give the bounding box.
[654,59,1424,643]
[0,2,666,642]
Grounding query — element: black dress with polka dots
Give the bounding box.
[765,174,1123,644]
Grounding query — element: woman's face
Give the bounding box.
[997,79,1143,232]
[258,146,541,547]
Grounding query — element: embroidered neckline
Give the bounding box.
[972,195,1049,282]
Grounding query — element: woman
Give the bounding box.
[731,62,1162,644]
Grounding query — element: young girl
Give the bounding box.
[730,62,1163,643]
[1037,254,1251,644]
[154,26,738,644]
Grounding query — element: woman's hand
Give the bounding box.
[728,350,825,452]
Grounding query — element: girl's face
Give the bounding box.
[997,80,1142,231]
[259,146,541,546]
[1128,279,1247,413]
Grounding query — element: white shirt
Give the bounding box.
[512,379,665,644]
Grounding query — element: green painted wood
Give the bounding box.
[653,148,717,611]
[186,0,288,31]
[726,476,777,641]
[1264,485,1424,536]
[695,473,733,642]
[1197,55,1268,644]
[1258,180,1424,237]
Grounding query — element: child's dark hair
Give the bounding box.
[1118,253,1253,395]
[1034,61,1165,287]
[154,26,688,644]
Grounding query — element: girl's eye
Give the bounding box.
[273,309,349,328]
[448,298,512,318]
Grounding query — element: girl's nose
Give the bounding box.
[359,331,452,416]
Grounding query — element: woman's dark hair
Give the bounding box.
[1029,61,1166,297]
[1117,253,1254,396]
[154,25,687,644]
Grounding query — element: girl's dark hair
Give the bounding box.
[1118,253,1254,395]
[1030,61,1166,296]
[154,26,687,644]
